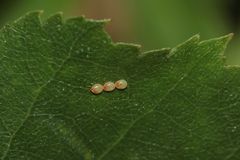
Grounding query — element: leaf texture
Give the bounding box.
[0,11,239,160]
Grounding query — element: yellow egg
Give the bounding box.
[103,81,115,92]
[90,84,103,94]
[115,79,128,90]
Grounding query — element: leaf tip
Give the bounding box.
[178,34,200,47]
[25,10,44,18]
[140,48,170,58]
[114,42,142,56]
[224,33,234,44]
[169,34,200,57]
[86,18,111,28]
[49,11,64,18]
[115,42,141,50]
[227,32,234,39]
[44,12,64,26]
[12,10,43,26]
[191,34,200,41]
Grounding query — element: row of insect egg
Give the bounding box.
[90,79,127,95]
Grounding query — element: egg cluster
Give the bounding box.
[90,79,128,95]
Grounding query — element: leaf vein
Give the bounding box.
[1,23,99,160]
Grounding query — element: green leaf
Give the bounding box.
[0,11,239,160]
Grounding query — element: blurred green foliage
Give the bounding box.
[131,0,228,48]
[129,0,239,64]
[0,0,80,22]
[0,0,239,64]
[17,0,79,16]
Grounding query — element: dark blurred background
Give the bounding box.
[0,0,239,64]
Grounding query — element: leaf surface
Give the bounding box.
[0,12,239,160]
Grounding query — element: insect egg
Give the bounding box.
[115,79,128,90]
[90,84,103,95]
[103,81,115,92]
